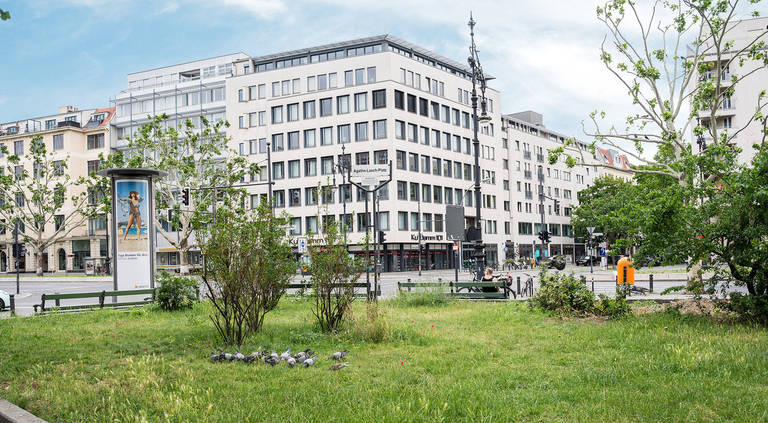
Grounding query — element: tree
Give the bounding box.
[0,136,99,275]
[199,202,296,345]
[1,8,9,21]
[307,211,365,333]
[551,0,768,281]
[103,114,252,274]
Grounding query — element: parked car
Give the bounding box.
[542,255,567,271]
[575,255,599,266]
[0,290,9,311]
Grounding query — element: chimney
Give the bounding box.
[58,105,78,114]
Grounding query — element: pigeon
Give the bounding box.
[264,355,280,366]
[329,362,349,371]
[296,354,309,364]
[234,351,245,361]
[243,353,258,363]
[280,349,292,361]
[286,357,296,367]
[210,351,222,362]
[224,352,234,361]
[293,351,307,360]
[269,350,279,361]
[330,351,349,361]
[303,355,318,367]
[304,349,314,357]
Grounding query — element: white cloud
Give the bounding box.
[157,2,180,15]
[219,0,286,19]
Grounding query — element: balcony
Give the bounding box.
[536,153,544,163]
[524,170,532,180]
[523,151,531,160]
[525,191,533,200]
[57,120,81,129]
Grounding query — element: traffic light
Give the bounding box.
[181,188,190,206]
[11,243,25,258]
[537,230,551,244]
[378,230,386,244]
[554,200,560,215]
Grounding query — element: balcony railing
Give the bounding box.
[536,153,544,163]
[524,170,532,180]
[523,151,531,160]
[525,191,533,200]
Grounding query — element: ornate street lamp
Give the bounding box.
[467,13,492,280]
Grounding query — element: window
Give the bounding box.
[367,67,376,83]
[355,122,368,141]
[373,120,386,139]
[433,186,442,203]
[307,76,316,91]
[287,103,299,122]
[272,133,284,151]
[432,158,441,176]
[304,129,316,148]
[259,138,268,153]
[287,131,300,150]
[355,68,365,85]
[395,90,404,109]
[422,184,431,203]
[14,165,23,180]
[452,109,460,126]
[395,120,405,139]
[444,188,453,205]
[339,185,352,203]
[420,127,429,145]
[317,74,327,90]
[272,81,280,96]
[258,84,266,99]
[372,89,386,109]
[354,92,367,112]
[407,124,418,143]
[419,98,428,116]
[303,100,316,119]
[337,95,350,114]
[53,134,63,150]
[86,160,99,175]
[409,182,420,201]
[249,139,258,155]
[320,98,332,116]
[289,189,301,206]
[338,124,351,143]
[355,152,369,165]
[271,106,283,124]
[238,89,244,102]
[304,158,317,176]
[345,70,354,86]
[430,102,440,120]
[398,211,408,230]
[321,156,334,175]
[423,213,432,231]
[249,112,258,127]
[289,217,301,235]
[396,150,406,170]
[272,162,284,179]
[272,190,285,208]
[407,94,417,113]
[306,216,318,234]
[321,127,333,145]
[305,188,318,206]
[408,153,419,172]
[443,159,452,177]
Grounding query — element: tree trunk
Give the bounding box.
[179,249,190,275]
[687,260,703,292]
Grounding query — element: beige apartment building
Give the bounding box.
[0,106,113,273]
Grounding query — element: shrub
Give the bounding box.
[200,203,296,346]
[530,270,596,316]
[155,271,199,311]
[345,302,390,343]
[726,293,768,325]
[595,294,630,318]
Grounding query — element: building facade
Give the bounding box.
[0,106,113,273]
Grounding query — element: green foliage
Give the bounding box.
[307,212,365,332]
[0,8,9,20]
[726,293,768,326]
[199,202,296,345]
[344,301,390,343]
[392,287,451,307]
[155,271,199,311]
[530,270,596,316]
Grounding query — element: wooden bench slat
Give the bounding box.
[452,282,506,288]
[452,292,506,299]
[44,292,103,300]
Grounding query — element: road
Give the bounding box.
[1,264,743,317]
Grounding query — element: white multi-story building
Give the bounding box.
[227,35,507,271]
[692,17,768,165]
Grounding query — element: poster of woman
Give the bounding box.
[115,179,149,253]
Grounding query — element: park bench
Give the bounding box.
[397,280,509,300]
[285,282,376,299]
[34,288,156,314]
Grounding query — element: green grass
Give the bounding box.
[1,299,767,422]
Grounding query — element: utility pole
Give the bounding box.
[417,198,422,276]
[587,226,595,276]
[266,140,273,209]
[538,165,546,264]
[13,222,20,295]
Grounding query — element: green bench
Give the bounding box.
[286,282,375,299]
[397,280,509,300]
[34,288,156,314]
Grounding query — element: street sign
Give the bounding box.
[350,165,389,183]
[599,247,606,257]
[298,237,307,253]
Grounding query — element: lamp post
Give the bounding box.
[334,145,349,247]
[467,13,492,281]
[586,226,595,276]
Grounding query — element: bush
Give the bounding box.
[155,271,199,311]
[345,302,390,343]
[595,294,630,318]
[726,293,768,325]
[530,270,595,316]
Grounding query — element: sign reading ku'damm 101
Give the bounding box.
[98,168,166,291]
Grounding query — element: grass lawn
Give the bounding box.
[1,297,767,422]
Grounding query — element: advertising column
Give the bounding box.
[114,178,153,290]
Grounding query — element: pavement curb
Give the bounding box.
[0,399,47,423]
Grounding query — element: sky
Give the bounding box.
[0,0,763,142]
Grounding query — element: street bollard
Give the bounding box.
[591,281,595,292]
[407,278,411,292]
[55,293,60,307]
[9,294,15,315]
[516,277,521,296]
[649,274,654,293]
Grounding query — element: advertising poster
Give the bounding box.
[115,179,151,290]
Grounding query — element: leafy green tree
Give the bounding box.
[0,136,99,275]
[102,114,252,274]
[0,8,9,21]
[551,0,768,282]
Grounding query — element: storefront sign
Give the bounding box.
[410,233,444,241]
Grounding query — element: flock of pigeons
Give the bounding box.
[210,348,350,370]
